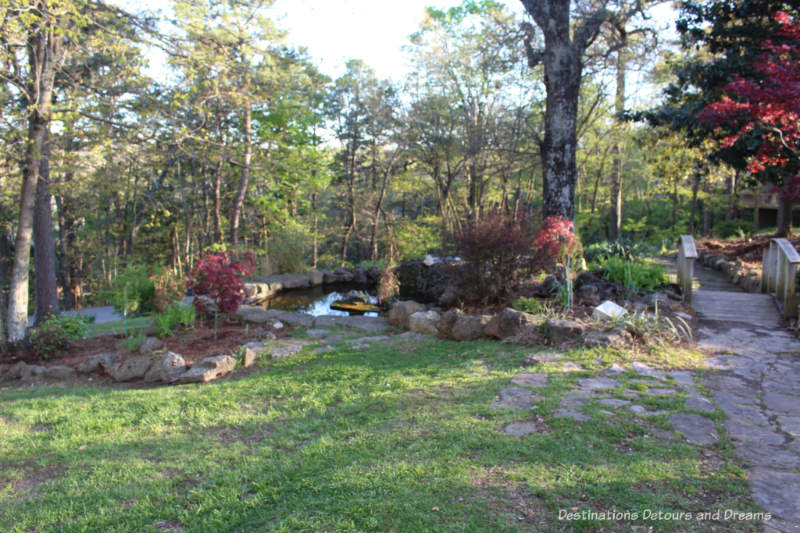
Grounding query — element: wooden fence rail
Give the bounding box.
[678,235,697,303]
[762,238,800,318]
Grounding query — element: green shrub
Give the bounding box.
[30,315,89,360]
[155,304,196,338]
[714,219,755,239]
[151,267,186,312]
[599,256,668,292]
[107,265,156,316]
[584,238,652,263]
[513,296,545,314]
[269,220,310,274]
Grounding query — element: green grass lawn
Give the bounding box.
[84,316,154,338]
[0,335,760,532]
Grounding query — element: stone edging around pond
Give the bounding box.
[697,249,762,293]
[243,266,382,303]
[388,301,636,350]
[1,297,664,388]
[0,336,318,386]
[0,310,393,387]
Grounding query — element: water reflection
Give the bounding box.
[262,285,379,316]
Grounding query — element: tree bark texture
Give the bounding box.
[34,132,59,322]
[609,42,627,240]
[230,104,252,245]
[7,17,58,342]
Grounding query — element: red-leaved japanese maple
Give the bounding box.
[187,252,255,315]
[698,11,800,199]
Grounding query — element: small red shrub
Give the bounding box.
[453,210,545,303]
[187,252,255,314]
[534,216,581,265]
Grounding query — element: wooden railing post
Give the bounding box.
[678,235,697,304]
[763,238,800,318]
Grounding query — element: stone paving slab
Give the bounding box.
[685,259,800,530]
[492,387,539,410]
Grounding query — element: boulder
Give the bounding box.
[451,314,491,341]
[592,300,627,321]
[485,308,538,339]
[241,341,270,367]
[353,266,369,285]
[435,309,461,338]
[573,271,617,305]
[388,300,426,328]
[6,361,29,380]
[584,327,631,349]
[243,282,274,303]
[44,365,76,379]
[437,285,460,307]
[366,266,383,284]
[193,295,219,315]
[110,356,153,382]
[177,355,236,384]
[408,311,440,335]
[307,270,325,287]
[20,364,46,382]
[77,352,121,374]
[545,319,585,344]
[144,352,187,383]
[234,306,310,328]
[539,275,563,297]
[139,336,164,354]
[255,273,310,291]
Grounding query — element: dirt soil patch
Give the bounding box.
[1,319,289,370]
[698,234,800,270]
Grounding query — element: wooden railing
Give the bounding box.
[762,238,800,318]
[678,235,698,303]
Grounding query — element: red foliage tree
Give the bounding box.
[534,215,581,263]
[698,12,800,203]
[187,253,255,314]
[452,211,580,303]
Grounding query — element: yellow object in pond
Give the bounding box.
[330,300,379,314]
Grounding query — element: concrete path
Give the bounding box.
[689,262,800,532]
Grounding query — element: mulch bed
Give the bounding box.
[698,234,800,265]
[1,319,289,370]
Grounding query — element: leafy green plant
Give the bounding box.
[714,219,755,239]
[29,315,89,360]
[598,257,668,292]
[151,267,186,312]
[512,296,545,314]
[106,265,156,316]
[269,220,310,274]
[121,334,146,353]
[511,296,565,321]
[602,309,692,347]
[155,305,196,338]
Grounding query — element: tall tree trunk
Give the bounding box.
[702,179,712,236]
[609,40,627,241]
[369,150,399,262]
[340,142,358,266]
[33,131,59,322]
[540,38,580,220]
[230,104,252,246]
[777,193,793,237]
[725,169,738,221]
[0,231,11,351]
[7,23,57,342]
[311,192,318,269]
[213,158,223,243]
[690,164,702,234]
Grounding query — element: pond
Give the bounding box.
[262,285,379,317]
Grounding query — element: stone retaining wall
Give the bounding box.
[697,250,762,293]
